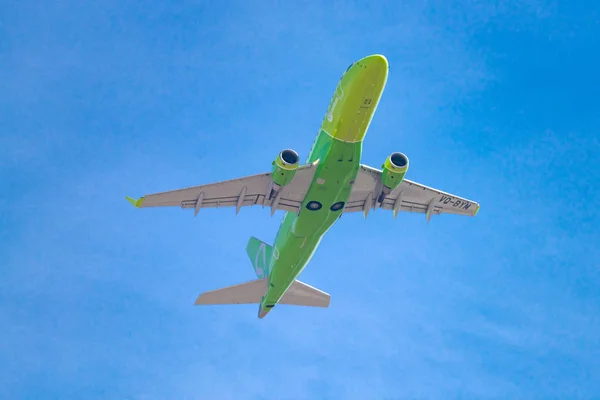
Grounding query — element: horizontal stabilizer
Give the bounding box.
[195,278,266,305]
[194,279,330,309]
[280,280,331,308]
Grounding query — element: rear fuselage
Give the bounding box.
[259,55,389,317]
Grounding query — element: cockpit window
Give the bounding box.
[345,63,353,73]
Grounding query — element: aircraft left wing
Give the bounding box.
[125,163,318,216]
[344,164,480,221]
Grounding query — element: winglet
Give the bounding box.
[473,204,480,217]
[126,196,145,208]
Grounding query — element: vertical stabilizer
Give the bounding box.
[246,237,273,279]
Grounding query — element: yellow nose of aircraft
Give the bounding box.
[326,54,389,143]
[359,54,389,70]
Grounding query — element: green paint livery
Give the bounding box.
[126,54,480,319]
[260,55,388,318]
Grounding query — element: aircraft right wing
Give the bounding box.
[125,162,318,216]
[344,164,480,221]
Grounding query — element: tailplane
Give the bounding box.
[196,237,330,318]
[246,236,273,279]
[280,280,331,308]
[194,279,331,313]
[194,278,267,305]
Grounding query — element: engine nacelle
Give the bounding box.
[271,149,300,189]
[381,152,409,191]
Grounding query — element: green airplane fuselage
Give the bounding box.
[259,54,389,317]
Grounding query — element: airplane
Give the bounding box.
[126,54,480,319]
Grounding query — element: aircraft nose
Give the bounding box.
[355,54,389,73]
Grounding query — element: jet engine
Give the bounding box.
[378,152,409,203]
[270,149,300,199]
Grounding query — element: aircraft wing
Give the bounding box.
[344,164,480,221]
[126,163,318,216]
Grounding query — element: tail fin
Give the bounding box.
[246,237,273,279]
[194,278,267,305]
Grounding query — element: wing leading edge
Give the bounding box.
[345,164,480,221]
[125,162,318,216]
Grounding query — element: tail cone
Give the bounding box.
[257,304,272,319]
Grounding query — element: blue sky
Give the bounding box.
[1,1,599,398]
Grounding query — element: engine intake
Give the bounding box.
[271,149,300,192]
[279,149,299,166]
[381,152,409,191]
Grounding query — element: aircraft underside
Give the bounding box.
[126,54,480,319]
